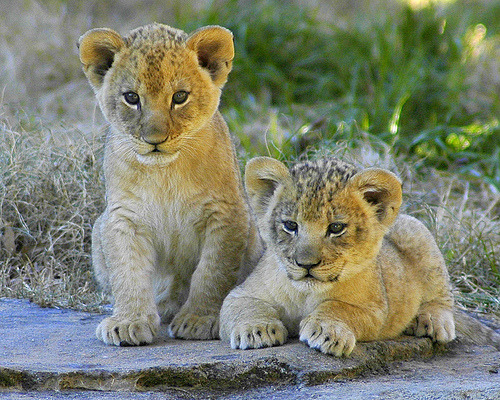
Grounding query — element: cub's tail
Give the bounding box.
[454,310,500,350]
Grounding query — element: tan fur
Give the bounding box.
[220,157,456,356]
[78,23,261,346]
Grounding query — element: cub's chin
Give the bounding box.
[136,150,180,166]
[285,267,340,292]
[134,141,181,166]
[289,276,334,293]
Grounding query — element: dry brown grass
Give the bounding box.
[0,115,107,311]
[404,172,499,315]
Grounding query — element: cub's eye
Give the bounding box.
[282,220,298,235]
[327,222,347,237]
[123,91,140,106]
[172,90,189,105]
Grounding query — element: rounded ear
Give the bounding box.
[78,28,125,91]
[348,168,402,228]
[186,26,234,88]
[245,157,291,218]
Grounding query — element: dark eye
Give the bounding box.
[172,91,189,105]
[123,91,140,106]
[327,222,347,237]
[282,220,298,235]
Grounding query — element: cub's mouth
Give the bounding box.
[301,274,339,283]
[288,267,340,283]
[135,147,180,165]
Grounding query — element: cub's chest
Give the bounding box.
[134,187,208,231]
[123,190,206,266]
[266,257,329,331]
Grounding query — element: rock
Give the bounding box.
[1,298,499,399]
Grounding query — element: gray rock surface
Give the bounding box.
[1,298,499,399]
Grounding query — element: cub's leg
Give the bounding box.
[390,215,455,344]
[404,301,455,343]
[407,261,455,343]
[167,266,222,340]
[219,290,288,350]
[299,301,383,357]
[92,214,109,290]
[94,212,160,346]
[155,275,187,324]
[168,216,248,340]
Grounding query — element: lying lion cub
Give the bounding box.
[220,156,456,356]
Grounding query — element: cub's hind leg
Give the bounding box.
[155,273,188,324]
[405,301,455,343]
[390,215,455,344]
[91,214,109,291]
[406,253,456,344]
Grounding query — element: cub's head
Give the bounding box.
[78,23,234,165]
[245,157,402,286]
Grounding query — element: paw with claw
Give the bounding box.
[299,316,356,357]
[96,314,160,346]
[229,320,288,350]
[404,308,455,343]
[168,311,219,340]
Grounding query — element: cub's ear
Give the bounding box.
[78,28,125,91]
[187,26,234,88]
[245,157,292,218]
[348,168,402,228]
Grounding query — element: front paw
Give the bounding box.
[229,320,288,350]
[299,316,356,357]
[168,311,219,340]
[96,314,160,346]
[405,309,455,343]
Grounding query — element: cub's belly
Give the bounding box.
[150,211,204,310]
[149,205,203,273]
[157,224,202,272]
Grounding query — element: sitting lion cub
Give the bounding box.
[220,157,456,356]
[78,23,261,346]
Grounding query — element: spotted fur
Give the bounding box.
[220,156,456,356]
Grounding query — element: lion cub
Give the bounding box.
[220,157,456,356]
[78,23,261,346]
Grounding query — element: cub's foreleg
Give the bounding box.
[300,300,385,357]
[168,208,251,340]
[94,209,160,346]
[220,289,288,350]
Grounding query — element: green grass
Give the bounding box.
[0,0,498,316]
[204,0,499,188]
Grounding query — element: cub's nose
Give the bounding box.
[295,244,322,271]
[295,259,321,271]
[141,129,168,145]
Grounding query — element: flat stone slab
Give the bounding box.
[1,298,499,398]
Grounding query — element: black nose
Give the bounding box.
[143,136,167,145]
[295,260,321,271]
